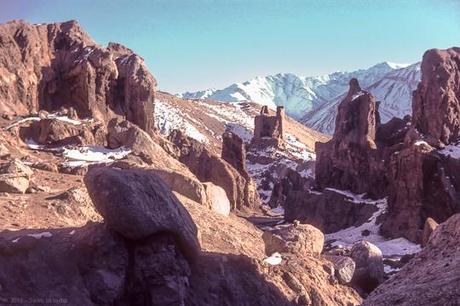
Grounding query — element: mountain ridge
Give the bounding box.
[181,62,421,134]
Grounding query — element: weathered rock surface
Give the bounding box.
[381,142,460,242]
[169,129,260,210]
[0,20,156,134]
[376,48,460,242]
[285,188,378,233]
[412,47,460,146]
[253,106,285,146]
[350,241,384,294]
[84,167,200,259]
[364,214,460,306]
[222,131,249,178]
[315,79,386,198]
[263,223,324,256]
[0,159,33,193]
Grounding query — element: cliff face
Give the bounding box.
[0,20,156,134]
[315,78,386,198]
[412,47,460,146]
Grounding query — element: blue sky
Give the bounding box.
[0,0,459,93]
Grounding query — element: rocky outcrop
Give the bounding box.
[168,130,260,210]
[412,47,460,146]
[381,141,460,242]
[0,20,156,134]
[364,214,460,306]
[315,79,386,198]
[253,106,285,146]
[84,167,200,260]
[222,131,249,178]
[284,188,378,233]
[0,159,33,193]
[377,48,460,242]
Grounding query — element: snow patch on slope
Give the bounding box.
[325,191,421,257]
[154,99,208,143]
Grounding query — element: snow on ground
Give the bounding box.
[384,265,401,274]
[62,146,131,166]
[284,133,316,161]
[154,99,208,143]
[198,101,255,142]
[4,114,91,130]
[25,138,131,167]
[325,191,421,257]
[325,188,379,204]
[439,143,460,159]
[266,206,285,216]
[351,91,365,101]
[27,232,53,239]
[25,138,50,151]
[12,232,53,243]
[4,117,41,130]
[414,140,429,147]
[246,142,315,203]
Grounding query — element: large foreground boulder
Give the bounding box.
[364,214,460,306]
[0,224,191,306]
[84,167,200,259]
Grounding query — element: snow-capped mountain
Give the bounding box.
[302,63,421,134]
[180,62,421,134]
